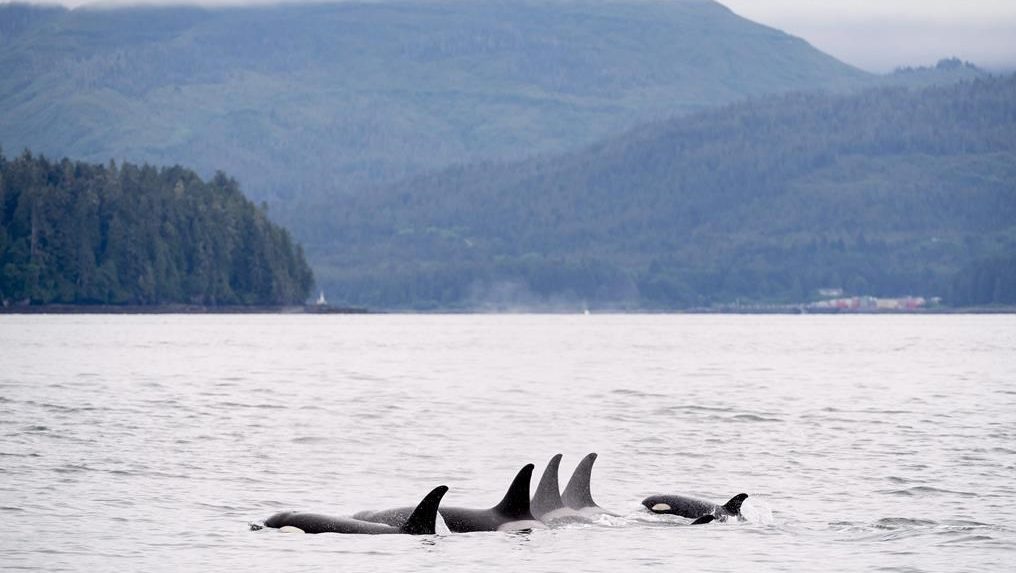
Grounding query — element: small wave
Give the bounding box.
[678,405,735,412]
[729,414,783,422]
[837,516,1010,546]
[197,502,239,511]
[881,486,978,498]
[939,534,996,544]
[739,498,775,525]
[54,463,93,474]
[0,506,25,512]
[873,517,939,529]
[609,389,667,399]
[290,436,329,444]
[886,475,924,484]
[219,402,285,410]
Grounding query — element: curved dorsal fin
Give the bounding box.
[531,454,565,516]
[400,485,449,534]
[561,452,598,509]
[722,493,748,515]
[492,464,535,519]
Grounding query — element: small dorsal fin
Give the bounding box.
[722,493,748,515]
[400,485,449,534]
[493,464,536,519]
[531,454,565,516]
[561,452,598,509]
[691,515,715,525]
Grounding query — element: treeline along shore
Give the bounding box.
[0,304,366,314]
[0,150,315,308]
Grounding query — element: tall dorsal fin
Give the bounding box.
[492,464,535,519]
[531,454,565,516]
[722,493,748,515]
[561,452,598,509]
[400,485,449,534]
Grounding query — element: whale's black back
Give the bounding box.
[264,485,448,535]
[642,493,748,521]
[353,465,537,533]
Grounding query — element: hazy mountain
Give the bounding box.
[302,76,1016,310]
[0,0,872,206]
[2,1,1002,310]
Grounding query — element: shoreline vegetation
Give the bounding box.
[1,304,1013,315]
[0,151,315,307]
[0,304,366,315]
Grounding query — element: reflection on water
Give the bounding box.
[1,315,1014,571]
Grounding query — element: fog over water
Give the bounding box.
[2,315,1014,571]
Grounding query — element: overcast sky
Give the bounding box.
[721,0,1016,72]
[19,0,1016,73]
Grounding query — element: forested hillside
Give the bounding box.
[0,151,313,306]
[304,76,1016,309]
[0,0,873,208]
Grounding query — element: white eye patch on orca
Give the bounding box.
[278,526,305,534]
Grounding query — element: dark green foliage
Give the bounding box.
[0,151,313,306]
[951,254,1016,306]
[305,76,1016,309]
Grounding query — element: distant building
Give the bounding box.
[807,295,926,312]
[818,288,844,298]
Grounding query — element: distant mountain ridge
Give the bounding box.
[0,0,873,206]
[2,1,1004,310]
[303,75,1016,309]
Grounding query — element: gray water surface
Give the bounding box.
[2,315,1014,571]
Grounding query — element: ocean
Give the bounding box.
[2,314,1013,571]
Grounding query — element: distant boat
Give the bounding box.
[316,291,327,306]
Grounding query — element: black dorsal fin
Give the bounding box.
[691,515,716,525]
[722,493,748,515]
[561,452,598,509]
[492,464,535,519]
[400,485,449,534]
[531,454,565,517]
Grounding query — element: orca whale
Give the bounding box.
[353,464,544,532]
[561,452,619,517]
[261,485,448,534]
[641,492,748,523]
[531,454,593,524]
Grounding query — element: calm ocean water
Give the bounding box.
[1,314,1014,571]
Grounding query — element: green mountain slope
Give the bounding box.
[0,0,872,206]
[303,76,1016,309]
[0,151,314,306]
